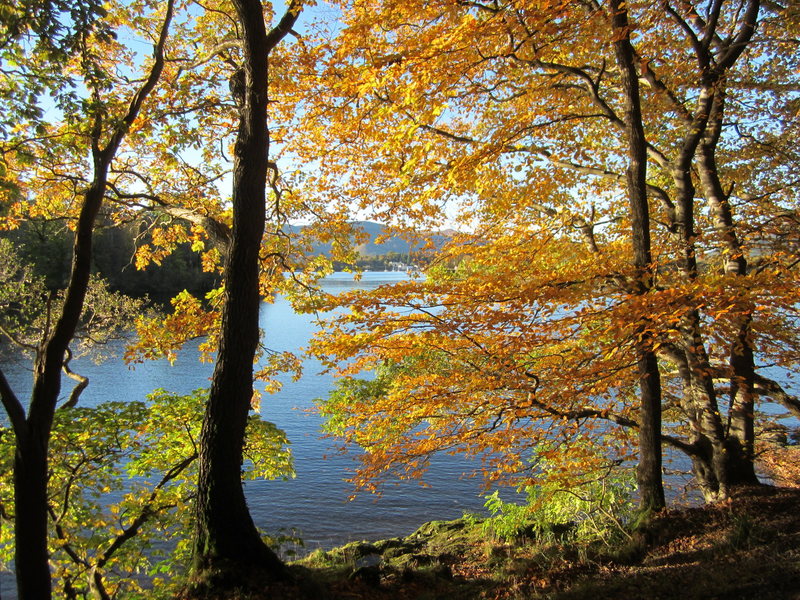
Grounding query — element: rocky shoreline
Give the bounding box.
[290,484,800,599]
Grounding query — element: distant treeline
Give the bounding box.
[2,219,220,303]
[332,251,424,272]
[2,221,431,303]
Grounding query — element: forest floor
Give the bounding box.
[188,448,800,600]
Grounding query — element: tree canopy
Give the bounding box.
[294,0,800,503]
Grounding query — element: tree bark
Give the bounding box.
[192,0,300,581]
[609,0,665,512]
[10,164,111,599]
[697,87,759,486]
[660,66,731,502]
[12,429,51,600]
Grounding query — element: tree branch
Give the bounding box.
[0,321,38,353]
[264,0,303,53]
[754,373,800,418]
[0,366,26,435]
[95,450,197,569]
[101,0,176,161]
[60,348,88,410]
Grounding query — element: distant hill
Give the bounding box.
[288,221,452,258]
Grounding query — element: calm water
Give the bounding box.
[0,272,490,556]
[247,272,491,548]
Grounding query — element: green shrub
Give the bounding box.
[482,468,636,548]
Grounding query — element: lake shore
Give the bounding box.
[178,481,800,599]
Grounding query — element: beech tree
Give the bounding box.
[609,0,665,511]
[292,0,799,503]
[190,0,304,586]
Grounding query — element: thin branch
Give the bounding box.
[663,0,709,71]
[632,50,692,122]
[47,503,90,569]
[0,321,37,352]
[95,451,197,569]
[101,0,176,161]
[60,348,88,409]
[177,39,242,73]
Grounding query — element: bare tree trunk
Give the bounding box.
[651,0,760,501]
[13,430,52,600]
[726,318,758,485]
[697,88,758,486]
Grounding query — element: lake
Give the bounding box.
[3,270,789,596]
[245,272,493,549]
[0,272,492,556]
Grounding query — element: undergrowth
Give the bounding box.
[477,468,637,551]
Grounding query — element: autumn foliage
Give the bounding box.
[292,0,800,503]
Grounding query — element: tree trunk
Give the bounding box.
[697,88,758,486]
[659,0,761,497]
[636,351,666,511]
[192,0,299,582]
[725,320,758,485]
[8,174,109,600]
[192,247,284,571]
[664,345,727,501]
[689,442,728,503]
[13,429,51,600]
[0,9,173,595]
[662,64,737,500]
[609,0,665,512]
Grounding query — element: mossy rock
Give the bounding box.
[411,518,468,539]
[374,536,417,555]
[383,542,422,561]
[392,551,440,569]
[321,540,380,565]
